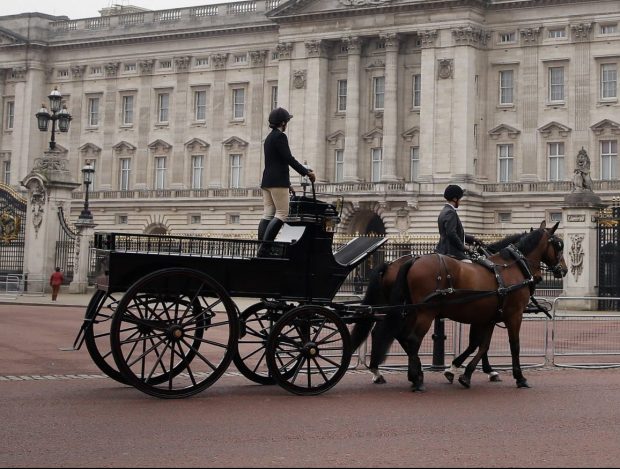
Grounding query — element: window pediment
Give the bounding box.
[113,141,137,156]
[148,139,173,153]
[362,127,383,143]
[222,136,248,150]
[326,130,345,145]
[78,143,102,156]
[591,119,620,136]
[488,124,521,140]
[538,121,572,138]
[401,127,420,142]
[185,138,210,151]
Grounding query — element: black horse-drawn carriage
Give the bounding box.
[74,192,387,398]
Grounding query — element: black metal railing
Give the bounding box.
[55,207,77,284]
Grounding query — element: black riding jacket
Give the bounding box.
[261,128,309,188]
[435,204,476,260]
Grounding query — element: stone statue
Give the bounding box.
[572,147,593,192]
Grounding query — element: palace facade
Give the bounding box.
[0,0,619,237]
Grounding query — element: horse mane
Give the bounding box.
[486,232,526,254]
[499,228,544,260]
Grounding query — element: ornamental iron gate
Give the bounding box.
[598,200,620,311]
[55,206,76,285]
[0,183,27,275]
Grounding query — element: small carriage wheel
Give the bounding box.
[83,290,127,384]
[233,302,278,385]
[233,302,297,385]
[266,306,352,396]
[110,268,239,399]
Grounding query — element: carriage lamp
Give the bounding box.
[34,87,72,150]
[79,163,95,221]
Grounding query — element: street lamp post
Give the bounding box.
[35,87,72,151]
[79,163,95,221]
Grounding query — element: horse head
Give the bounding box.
[539,221,568,279]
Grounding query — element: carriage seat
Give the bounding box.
[334,237,387,267]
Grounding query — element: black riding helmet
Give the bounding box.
[444,184,465,201]
[268,107,293,128]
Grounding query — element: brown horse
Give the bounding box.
[371,221,567,392]
[350,232,528,385]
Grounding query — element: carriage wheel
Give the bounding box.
[233,302,278,385]
[83,290,127,384]
[266,305,352,396]
[110,268,239,399]
[233,302,297,385]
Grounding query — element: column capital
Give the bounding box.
[452,26,491,47]
[379,33,399,52]
[419,30,438,49]
[519,26,542,45]
[174,56,192,72]
[304,39,325,58]
[211,53,228,69]
[139,59,156,74]
[571,22,593,41]
[104,62,120,77]
[249,50,268,66]
[70,64,87,79]
[276,42,294,59]
[342,36,363,55]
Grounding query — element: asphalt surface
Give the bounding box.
[1,299,620,467]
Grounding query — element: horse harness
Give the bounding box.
[423,245,537,323]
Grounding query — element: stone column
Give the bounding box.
[519,28,541,182]
[21,151,80,292]
[343,36,362,182]
[562,183,605,310]
[69,219,97,293]
[172,56,192,189]
[249,50,268,187]
[417,30,438,182]
[303,40,328,181]
[380,33,399,182]
[209,53,228,188]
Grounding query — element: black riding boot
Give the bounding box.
[257,218,284,257]
[257,218,271,240]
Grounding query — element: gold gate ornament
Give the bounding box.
[0,209,21,243]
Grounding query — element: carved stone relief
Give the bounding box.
[569,233,585,282]
[29,180,46,238]
[293,70,307,89]
[276,43,294,59]
[437,59,454,79]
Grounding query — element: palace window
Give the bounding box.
[230,154,242,188]
[335,149,344,183]
[373,76,385,111]
[498,32,516,44]
[549,67,565,103]
[191,155,204,189]
[122,95,134,125]
[232,88,245,120]
[157,93,170,123]
[498,144,514,182]
[601,140,618,180]
[410,146,420,181]
[5,100,14,130]
[337,80,347,112]
[2,160,10,185]
[119,158,131,191]
[412,74,421,108]
[371,148,382,182]
[194,90,207,122]
[87,97,100,127]
[601,64,618,100]
[499,70,514,105]
[600,23,618,35]
[271,85,278,110]
[548,28,566,39]
[548,142,565,181]
[154,156,167,190]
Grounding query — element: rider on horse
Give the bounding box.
[436,184,484,261]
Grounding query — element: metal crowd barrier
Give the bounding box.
[0,274,22,299]
[551,297,620,369]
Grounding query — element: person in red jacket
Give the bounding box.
[49,267,64,301]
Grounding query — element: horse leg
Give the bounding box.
[368,320,395,384]
[458,324,494,389]
[405,316,433,393]
[482,352,501,382]
[506,316,529,388]
[445,343,477,384]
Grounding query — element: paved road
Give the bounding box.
[1,303,620,468]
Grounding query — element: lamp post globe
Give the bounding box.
[34,87,72,151]
[79,163,95,221]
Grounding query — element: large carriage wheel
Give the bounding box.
[83,290,126,384]
[266,305,352,396]
[110,268,239,399]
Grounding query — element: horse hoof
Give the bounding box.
[372,376,387,385]
[458,375,471,389]
[444,371,455,384]
[489,373,502,383]
[517,380,530,389]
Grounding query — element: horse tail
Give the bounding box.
[389,258,415,306]
[350,263,389,351]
